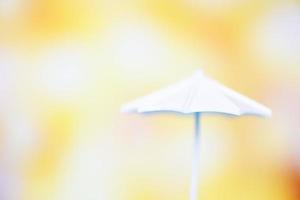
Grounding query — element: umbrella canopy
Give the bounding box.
[122,70,271,117]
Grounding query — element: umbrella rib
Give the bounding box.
[183,85,195,112]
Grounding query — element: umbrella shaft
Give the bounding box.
[190,112,201,200]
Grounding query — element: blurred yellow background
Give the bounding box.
[0,0,299,199]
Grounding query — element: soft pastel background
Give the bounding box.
[0,0,299,199]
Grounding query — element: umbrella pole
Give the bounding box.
[190,112,201,200]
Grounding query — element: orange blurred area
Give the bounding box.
[0,0,299,200]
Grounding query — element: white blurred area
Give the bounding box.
[250,4,300,72]
[0,48,30,200]
[108,20,169,74]
[34,42,93,100]
[0,0,24,18]
[100,16,202,83]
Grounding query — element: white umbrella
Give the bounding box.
[121,69,271,200]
